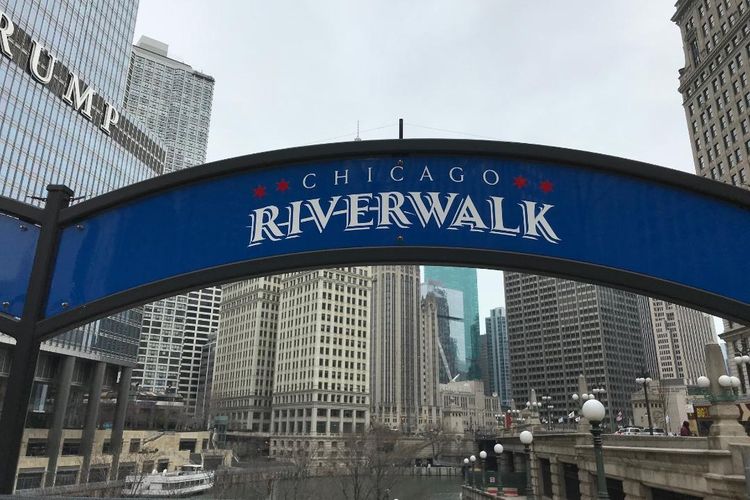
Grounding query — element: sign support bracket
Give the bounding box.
[0,185,72,494]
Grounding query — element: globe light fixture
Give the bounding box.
[571,393,579,401]
[718,375,732,387]
[697,376,710,388]
[494,443,503,454]
[479,450,487,459]
[743,355,750,363]
[520,430,533,445]
[470,455,476,462]
[581,399,606,422]
[731,376,741,389]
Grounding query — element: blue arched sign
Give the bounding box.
[1,139,749,339]
[1,139,749,491]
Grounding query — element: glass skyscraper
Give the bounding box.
[423,266,481,379]
[0,0,168,489]
[0,1,164,365]
[484,307,512,406]
[421,281,468,382]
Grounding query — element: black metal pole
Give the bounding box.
[524,444,535,500]
[590,422,610,499]
[0,185,73,494]
[398,119,403,139]
[738,362,747,394]
[643,383,653,435]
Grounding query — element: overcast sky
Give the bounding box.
[134,2,709,333]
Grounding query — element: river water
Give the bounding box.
[211,475,463,499]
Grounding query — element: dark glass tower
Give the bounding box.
[422,266,481,379]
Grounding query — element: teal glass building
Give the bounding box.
[423,266,481,380]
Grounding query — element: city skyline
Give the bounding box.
[131,2,725,332]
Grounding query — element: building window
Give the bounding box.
[61,439,81,456]
[25,439,47,457]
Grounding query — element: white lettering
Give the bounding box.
[345,193,373,230]
[390,165,404,182]
[334,169,349,185]
[483,169,499,186]
[28,39,56,84]
[488,197,520,235]
[0,11,14,58]
[100,103,119,134]
[519,201,561,243]
[406,192,457,228]
[305,197,342,232]
[377,192,411,228]
[285,201,304,237]
[449,166,464,183]
[450,195,488,230]
[248,206,285,246]
[62,73,94,120]
[420,166,434,182]
[302,173,316,189]
[367,166,373,183]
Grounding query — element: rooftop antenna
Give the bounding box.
[354,120,361,141]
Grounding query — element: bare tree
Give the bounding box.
[336,425,423,500]
[422,421,451,465]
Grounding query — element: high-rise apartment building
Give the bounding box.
[421,282,466,383]
[133,288,221,417]
[370,266,439,432]
[124,36,214,173]
[423,267,481,379]
[484,307,512,406]
[123,36,218,419]
[269,268,371,459]
[648,299,716,383]
[211,277,281,433]
[196,335,217,429]
[504,274,645,427]
[0,0,167,489]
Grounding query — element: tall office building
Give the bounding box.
[421,282,467,383]
[673,1,750,381]
[504,274,645,426]
[648,299,716,383]
[123,36,218,419]
[484,307,512,406]
[370,266,439,432]
[637,295,660,379]
[0,0,167,489]
[269,268,371,459]
[211,277,281,433]
[423,267,481,379]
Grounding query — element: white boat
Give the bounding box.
[122,464,214,497]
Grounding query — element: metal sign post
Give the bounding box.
[0,186,72,494]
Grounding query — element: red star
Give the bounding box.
[253,185,266,198]
[276,179,290,192]
[539,180,554,193]
[513,176,528,188]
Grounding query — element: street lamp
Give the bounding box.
[635,374,654,435]
[463,458,469,485]
[732,352,750,393]
[470,455,477,489]
[519,430,535,500]
[582,399,609,499]
[547,405,555,431]
[479,450,487,490]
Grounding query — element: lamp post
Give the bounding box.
[463,457,469,486]
[635,374,653,435]
[479,450,487,490]
[582,399,609,499]
[519,430,534,500]
[494,442,504,496]
[470,455,477,489]
[732,352,750,393]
